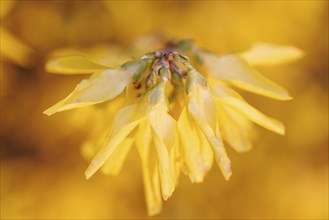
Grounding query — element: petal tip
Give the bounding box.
[272,120,285,136]
[163,195,169,201]
[223,166,232,181]
[85,163,98,180]
[278,126,286,136]
[162,190,174,201]
[43,108,55,116]
[281,94,293,101]
[148,206,162,216]
[84,169,93,180]
[85,173,91,180]
[224,172,232,181]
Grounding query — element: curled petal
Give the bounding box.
[217,103,253,152]
[46,56,109,74]
[44,70,127,115]
[136,119,162,216]
[170,130,181,184]
[44,60,147,115]
[186,70,217,130]
[238,43,303,66]
[149,108,176,200]
[202,53,292,100]
[178,107,205,183]
[101,137,134,175]
[85,104,145,179]
[136,119,153,164]
[196,126,214,176]
[189,106,232,181]
[186,72,231,180]
[212,86,285,135]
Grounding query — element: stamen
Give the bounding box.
[133,43,192,97]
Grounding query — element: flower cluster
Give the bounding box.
[44,39,302,215]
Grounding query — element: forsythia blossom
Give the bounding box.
[44,39,302,215]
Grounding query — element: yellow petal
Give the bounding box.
[80,97,126,161]
[238,43,303,66]
[186,70,217,131]
[189,105,232,181]
[44,70,128,115]
[101,137,134,175]
[149,108,175,148]
[136,119,152,161]
[46,56,109,74]
[177,108,213,183]
[186,71,231,180]
[217,103,252,152]
[149,108,176,200]
[196,124,214,173]
[85,104,145,179]
[1,0,15,19]
[0,28,34,67]
[136,119,162,216]
[188,92,217,131]
[141,162,162,216]
[203,53,292,100]
[48,44,131,69]
[170,130,181,183]
[44,60,148,115]
[212,86,285,135]
[148,164,162,216]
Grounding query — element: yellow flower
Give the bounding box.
[44,39,302,215]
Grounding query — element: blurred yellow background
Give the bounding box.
[1,1,328,219]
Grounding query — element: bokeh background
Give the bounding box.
[1,0,328,219]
